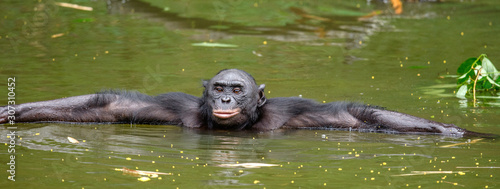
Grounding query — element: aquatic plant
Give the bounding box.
[456,54,500,102]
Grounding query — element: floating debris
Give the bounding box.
[440,138,483,148]
[218,163,279,168]
[67,136,79,144]
[137,177,151,182]
[51,33,65,38]
[55,2,93,11]
[392,171,468,177]
[442,181,465,187]
[252,51,263,57]
[116,167,171,179]
[192,42,238,48]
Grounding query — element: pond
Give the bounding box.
[1,0,499,188]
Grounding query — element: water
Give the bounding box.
[1,0,499,188]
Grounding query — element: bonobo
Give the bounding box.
[0,69,488,137]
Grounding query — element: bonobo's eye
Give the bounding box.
[214,86,223,93]
[233,87,242,94]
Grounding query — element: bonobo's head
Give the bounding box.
[201,69,266,130]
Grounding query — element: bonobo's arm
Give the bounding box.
[0,94,104,123]
[255,97,478,137]
[0,91,202,127]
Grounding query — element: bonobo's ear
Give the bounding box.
[257,84,266,107]
[202,80,210,97]
[202,80,209,89]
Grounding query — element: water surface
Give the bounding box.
[1,0,499,188]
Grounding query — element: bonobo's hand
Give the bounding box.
[433,119,497,138]
[436,123,465,136]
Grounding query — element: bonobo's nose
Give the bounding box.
[221,96,231,103]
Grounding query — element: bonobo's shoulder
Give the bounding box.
[155,92,200,102]
[266,97,320,109]
[267,97,317,104]
[155,92,201,112]
[266,97,377,110]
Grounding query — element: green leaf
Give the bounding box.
[457,71,474,85]
[482,78,493,89]
[481,57,500,80]
[457,73,467,79]
[486,76,500,87]
[457,57,477,75]
[475,65,483,73]
[466,83,475,90]
[477,65,487,79]
[455,54,500,98]
[476,77,487,90]
[456,85,468,99]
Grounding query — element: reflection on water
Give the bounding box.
[1,0,500,188]
[1,123,497,188]
[106,0,387,65]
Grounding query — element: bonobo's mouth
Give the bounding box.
[213,108,241,119]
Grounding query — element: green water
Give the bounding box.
[1,0,499,188]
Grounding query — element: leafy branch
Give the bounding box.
[456,54,500,103]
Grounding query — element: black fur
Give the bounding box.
[0,69,493,137]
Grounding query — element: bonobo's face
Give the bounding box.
[203,69,266,129]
